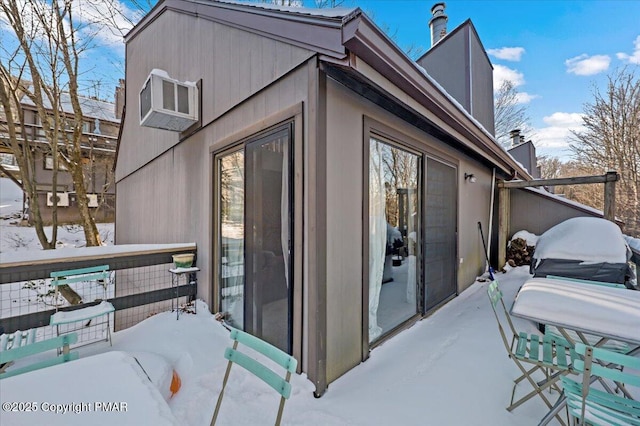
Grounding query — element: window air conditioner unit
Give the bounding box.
[47,192,69,207]
[87,194,99,208]
[139,69,198,132]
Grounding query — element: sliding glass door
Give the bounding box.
[367,135,458,344]
[217,124,293,353]
[424,158,457,311]
[368,137,421,343]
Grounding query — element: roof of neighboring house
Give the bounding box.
[21,92,120,123]
[125,0,531,179]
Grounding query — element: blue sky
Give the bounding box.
[344,0,640,159]
[3,0,639,160]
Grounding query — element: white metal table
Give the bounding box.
[511,277,640,425]
[511,278,640,346]
[0,351,177,425]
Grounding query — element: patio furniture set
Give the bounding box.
[489,274,640,425]
[0,263,297,426]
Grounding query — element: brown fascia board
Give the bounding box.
[342,15,529,178]
[125,0,348,58]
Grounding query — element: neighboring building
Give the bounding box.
[0,85,120,224]
[507,129,540,179]
[116,0,599,396]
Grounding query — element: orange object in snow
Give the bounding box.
[170,370,181,397]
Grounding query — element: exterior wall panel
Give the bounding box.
[417,30,469,111]
[469,33,495,135]
[325,78,364,383]
[117,63,311,302]
[324,76,493,383]
[510,188,603,237]
[117,10,314,182]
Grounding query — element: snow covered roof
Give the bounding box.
[21,92,119,123]
[126,0,530,178]
[210,0,358,19]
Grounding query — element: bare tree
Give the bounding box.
[364,9,425,61]
[537,155,565,180]
[570,68,640,237]
[1,0,105,247]
[538,158,605,212]
[494,80,531,148]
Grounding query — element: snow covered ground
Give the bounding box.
[2,266,557,426]
[0,178,114,254]
[2,177,637,425]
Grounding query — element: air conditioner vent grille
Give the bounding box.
[139,69,198,132]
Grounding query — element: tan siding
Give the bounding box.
[324,76,495,383]
[116,63,310,365]
[325,78,364,383]
[469,32,495,135]
[417,28,469,111]
[116,10,315,182]
[457,166,493,290]
[510,189,602,237]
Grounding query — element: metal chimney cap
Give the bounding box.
[431,2,446,15]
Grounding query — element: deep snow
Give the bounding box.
[2,177,637,425]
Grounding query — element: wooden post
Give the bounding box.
[497,186,510,270]
[603,171,618,222]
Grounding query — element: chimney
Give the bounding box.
[509,129,521,147]
[114,79,125,120]
[429,3,448,46]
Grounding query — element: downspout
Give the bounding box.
[487,167,496,267]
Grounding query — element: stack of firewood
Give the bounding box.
[506,238,535,267]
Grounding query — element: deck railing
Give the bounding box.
[0,243,197,343]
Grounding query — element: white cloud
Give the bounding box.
[565,54,610,76]
[534,112,584,149]
[0,0,138,50]
[71,0,141,48]
[487,47,525,61]
[493,64,525,89]
[515,92,539,104]
[493,65,538,103]
[616,35,640,64]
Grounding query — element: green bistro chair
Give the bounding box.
[0,333,79,379]
[561,343,640,426]
[211,327,298,426]
[487,280,575,425]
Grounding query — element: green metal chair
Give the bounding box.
[0,333,78,379]
[487,280,574,425]
[211,327,298,426]
[561,343,640,426]
[49,265,115,348]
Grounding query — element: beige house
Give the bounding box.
[116,1,598,396]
